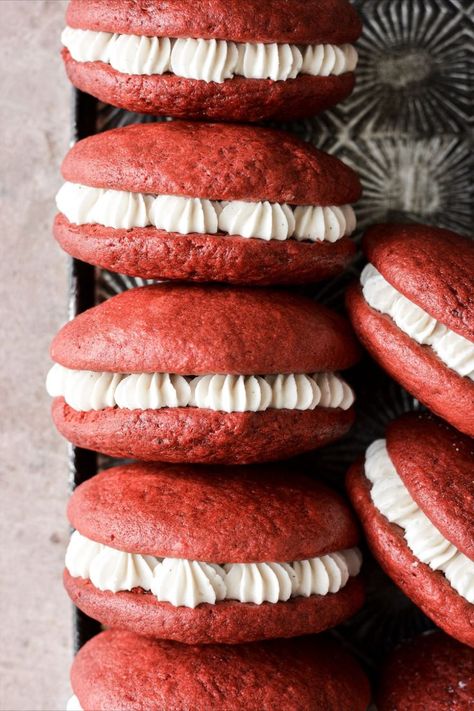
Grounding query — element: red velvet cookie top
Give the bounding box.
[61,121,361,206]
[66,0,362,45]
[72,630,370,711]
[363,223,474,342]
[67,462,360,561]
[51,283,360,374]
[387,413,474,560]
[378,631,474,710]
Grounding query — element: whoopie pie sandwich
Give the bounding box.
[60,0,361,122]
[47,283,360,464]
[54,122,361,285]
[377,631,474,711]
[67,630,371,711]
[347,412,474,647]
[346,223,474,436]
[64,462,364,644]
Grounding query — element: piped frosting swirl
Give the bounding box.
[361,264,474,379]
[66,696,82,711]
[66,532,362,608]
[47,364,355,413]
[365,439,474,603]
[56,183,356,243]
[62,27,358,82]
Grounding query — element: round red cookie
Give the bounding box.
[55,122,361,285]
[70,629,371,711]
[65,462,364,644]
[346,413,474,647]
[68,463,360,561]
[346,224,474,436]
[62,1,361,121]
[387,413,474,560]
[50,283,360,464]
[378,631,474,710]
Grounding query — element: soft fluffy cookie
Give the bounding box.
[346,223,474,436]
[377,631,474,710]
[64,463,364,643]
[47,283,360,463]
[61,0,361,121]
[67,630,370,711]
[54,122,361,285]
[347,412,474,647]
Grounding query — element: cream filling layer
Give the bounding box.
[47,365,355,413]
[66,531,362,608]
[361,264,474,379]
[66,696,82,711]
[62,27,358,82]
[56,182,356,243]
[365,440,474,603]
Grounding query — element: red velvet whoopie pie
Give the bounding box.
[377,631,474,711]
[64,462,364,644]
[61,0,362,122]
[67,630,370,711]
[346,223,474,436]
[54,122,361,285]
[47,283,360,464]
[347,412,474,647]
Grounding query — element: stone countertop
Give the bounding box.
[0,2,72,709]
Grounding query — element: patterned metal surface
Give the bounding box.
[71,0,472,667]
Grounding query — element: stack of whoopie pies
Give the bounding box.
[346,224,474,653]
[50,0,474,708]
[50,2,375,709]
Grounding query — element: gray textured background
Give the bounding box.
[0,3,71,710]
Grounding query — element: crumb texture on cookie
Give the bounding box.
[51,283,360,374]
[66,0,362,45]
[70,630,370,710]
[61,122,362,205]
[67,463,360,561]
[378,632,474,710]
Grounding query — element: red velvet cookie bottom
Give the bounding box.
[63,50,355,121]
[52,398,355,464]
[346,284,474,437]
[54,214,356,286]
[346,462,474,647]
[64,570,364,644]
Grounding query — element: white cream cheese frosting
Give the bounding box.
[62,27,358,82]
[365,439,474,604]
[66,532,362,608]
[47,364,355,413]
[56,182,356,243]
[66,695,82,711]
[361,264,474,380]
